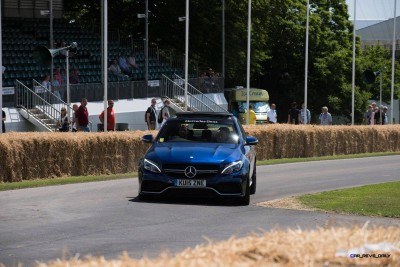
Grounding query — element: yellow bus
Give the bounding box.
[225,87,270,124]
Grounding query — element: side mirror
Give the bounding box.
[245,136,258,146]
[142,134,154,143]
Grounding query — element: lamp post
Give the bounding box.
[390,0,397,124]
[246,0,251,125]
[222,0,225,79]
[102,0,108,132]
[0,2,3,134]
[137,0,149,93]
[50,0,54,84]
[33,42,78,121]
[303,0,310,124]
[351,0,356,125]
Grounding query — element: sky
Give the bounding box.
[346,0,399,20]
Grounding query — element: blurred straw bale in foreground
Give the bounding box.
[36,225,400,267]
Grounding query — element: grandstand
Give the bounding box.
[2,17,189,88]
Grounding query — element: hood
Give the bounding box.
[147,142,242,164]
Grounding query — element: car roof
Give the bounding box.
[175,112,233,120]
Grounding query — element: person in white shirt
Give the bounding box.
[300,103,311,124]
[319,106,332,126]
[161,100,171,127]
[267,103,277,123]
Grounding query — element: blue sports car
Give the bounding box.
[138,112,258,205]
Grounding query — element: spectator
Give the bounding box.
[287,102,300,124]
[72,104,79,132]
[2,66,6,73]
[56,107,70,132]
[381,106,389,125]
[267,103,277,124]
[248,105,257,125]
[300,103,311,124]
[374,106,381,125]
[319,106,332,125]
[109,59,127,77]
[52,68,63,100]
[370,102,378,125]
[363,105,373,125]
[2,109,5,133]
[42,74,51,90]
[53,67,63,86]
[99,99,116,131]
[70,68,80,84]
[160,99,171,127]
[118,54,132,76]
[145,98,157,130]
[75,98,90,132]
[127,52,138,69]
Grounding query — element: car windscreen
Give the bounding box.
[157,119,239,144]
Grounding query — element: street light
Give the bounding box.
[178,0,189,111]
[137,0,149,92]
[33,42,78,120]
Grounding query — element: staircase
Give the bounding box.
[15,80,73,132]
[160,74,228,113]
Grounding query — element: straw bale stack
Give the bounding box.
[36,225,400,267]
[0,131,155,183]
[0,125,399,182]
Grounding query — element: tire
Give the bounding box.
[239,176,250,206]
[250,161,257,195]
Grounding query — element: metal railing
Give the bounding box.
[160,75,215,112]
[173,74,228,113]
[52,80,158,102]
[15,80,61,131]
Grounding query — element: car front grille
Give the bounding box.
[163,163,220,179]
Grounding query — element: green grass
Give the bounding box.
[0,173,137,191]
[297,181,400,218]
[1,151,399,191]
[256,151,400,166]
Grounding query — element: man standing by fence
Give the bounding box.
[99,99,116,131]
[146,98,157,130]
[76,98,90,132]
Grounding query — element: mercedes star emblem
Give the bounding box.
[184,166,197,178]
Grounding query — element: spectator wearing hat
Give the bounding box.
[56,107,70,132]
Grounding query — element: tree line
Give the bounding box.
[64,0,400,123]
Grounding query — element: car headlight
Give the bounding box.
[143,159,161,173]
[221,160,243,174]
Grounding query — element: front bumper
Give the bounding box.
[138,169,248,198]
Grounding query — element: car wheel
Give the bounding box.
[250,161,257,195]
[239,176,250,206]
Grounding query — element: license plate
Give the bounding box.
[175,179,206,187]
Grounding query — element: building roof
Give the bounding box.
[356,16,400,41]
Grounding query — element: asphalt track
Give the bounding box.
[0,156,399,266]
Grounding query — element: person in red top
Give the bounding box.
[99,99,116,131]
[76,98,90,132]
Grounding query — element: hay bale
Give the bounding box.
[1,125,399,182]
[36,225,400,267]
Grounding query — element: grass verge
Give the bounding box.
[1,152,399,192]
[0,173,137,191]
[297,181,400,218]
[256,151,400,165]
